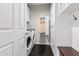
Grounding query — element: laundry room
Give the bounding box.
[26,3,79,56]
[26,3,53,56]
[0,2,79,57]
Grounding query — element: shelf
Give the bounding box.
[57,3,79,16]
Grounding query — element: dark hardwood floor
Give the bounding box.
[29,44,53,56]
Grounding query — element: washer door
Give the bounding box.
[27,36,32,48]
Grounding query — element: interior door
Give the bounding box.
[0,3,27,56]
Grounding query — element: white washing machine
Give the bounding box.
[26,31,35,55]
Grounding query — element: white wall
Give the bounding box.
[71,9,79,52]
[55,14,71,47]
[30,4,50,44]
